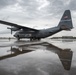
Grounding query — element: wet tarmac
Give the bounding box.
[0,39,76,75]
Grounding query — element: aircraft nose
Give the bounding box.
[14,32,19,37]
[14,34,16,37]
[14,34,17,37]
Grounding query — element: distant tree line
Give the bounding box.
[0,37,15,39]
[51,36,76,39]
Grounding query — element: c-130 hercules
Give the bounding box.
[0,10,73,41]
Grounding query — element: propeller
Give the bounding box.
[7,26,13,34]
[7,26,21,34]
[11,27,12,34]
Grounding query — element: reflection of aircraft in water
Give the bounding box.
[0,42,73,70]
[58,49,72,70]
[0,47,33,60]
[0,10,73,41]
[43,43,73,70]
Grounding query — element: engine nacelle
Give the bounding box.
[7,27,20,31]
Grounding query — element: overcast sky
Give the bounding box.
[0,0,76,37]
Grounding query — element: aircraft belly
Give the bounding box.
[19,34,32,38]
[35,32,50,38]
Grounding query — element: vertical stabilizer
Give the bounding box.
[58,10,73,30]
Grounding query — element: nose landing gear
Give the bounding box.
[16,35,20,41]
[17,38,20,41]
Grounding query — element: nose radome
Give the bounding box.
[14,34,17,37]
[14,34,16,37]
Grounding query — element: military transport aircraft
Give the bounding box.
[0,10,73,41]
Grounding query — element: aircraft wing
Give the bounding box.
[0,20,39,31]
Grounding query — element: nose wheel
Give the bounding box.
[17,35,20,41]
[17,38,20,41]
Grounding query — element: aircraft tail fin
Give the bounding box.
[58,10,73,30]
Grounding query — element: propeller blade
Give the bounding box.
[11,29,12,34]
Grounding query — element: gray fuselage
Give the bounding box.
[14,26,61,39]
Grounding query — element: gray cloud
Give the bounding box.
[47,0,64,13]
[47,0,76,13]
[18,0,41,19]
[0,0,17,9]
[16,0,76,20]
[0,0,76,20]
[68,0,76,10]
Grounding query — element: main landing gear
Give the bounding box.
[18,38,20,41]
[16,37,41,41]
[17,37,20,41]
[30,38,41,41]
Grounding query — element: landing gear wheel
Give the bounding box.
[38,38,41,41]
[30,38,41,41]
[17,35,20,41]
[17,38,20,41]
[30,38,33,41]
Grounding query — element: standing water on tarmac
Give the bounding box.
[0,39,76,75]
